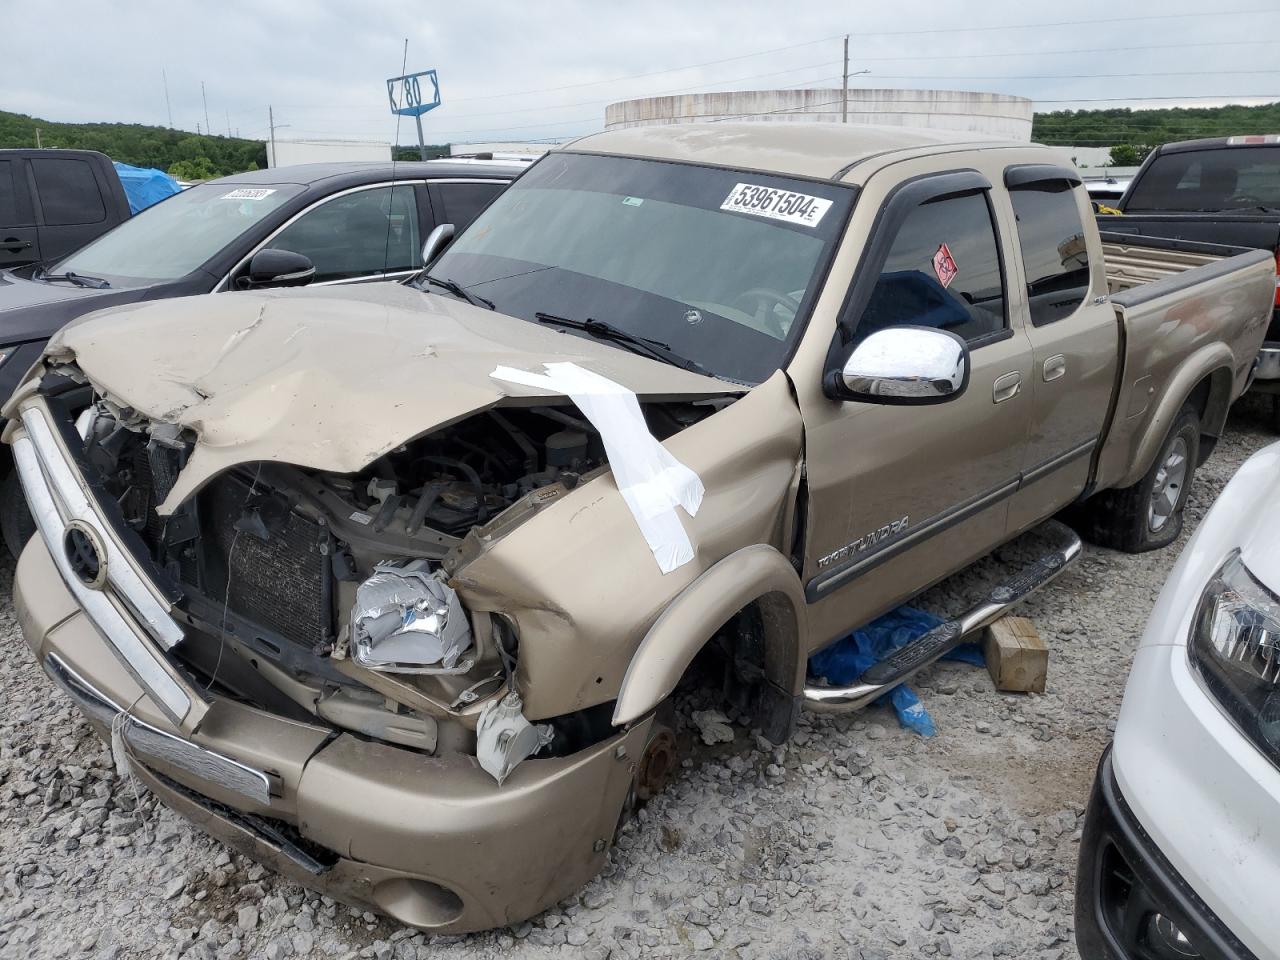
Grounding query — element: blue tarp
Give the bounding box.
[112,162,180,215]
[808,605,985,737]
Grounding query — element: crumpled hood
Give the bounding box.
[47,282,736,511]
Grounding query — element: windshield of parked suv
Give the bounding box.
[52,182,303,284]
[424,152,855,383]
[1125,146,1280,212]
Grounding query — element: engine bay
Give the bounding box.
[69,388,724,764]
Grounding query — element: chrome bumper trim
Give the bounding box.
[13,404,206,726]
[44,652,271,807]
[1253,343,1280,382]
[20,408,184,649]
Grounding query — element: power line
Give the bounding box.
[314,8,1279,114]
[851,39,1278,62]
[851,69,1280,81]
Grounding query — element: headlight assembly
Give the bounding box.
[350,559,475,674]
[1188,550,1280,768]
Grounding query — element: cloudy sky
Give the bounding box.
[4,1,1279,144]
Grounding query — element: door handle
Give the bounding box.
[1042,354,1067,382]
[992,371,1022,403]
[1,238,32,252]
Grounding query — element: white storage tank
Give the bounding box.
[605,89,1033,142]
[266,139,392,168]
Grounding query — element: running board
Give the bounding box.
[802,520,1082,713]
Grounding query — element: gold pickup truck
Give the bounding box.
[6,124,1275,934]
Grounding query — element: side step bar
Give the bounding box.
[803,520,1082,713]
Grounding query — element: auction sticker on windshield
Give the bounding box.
[720,183,832,227]
[220,188,277,201]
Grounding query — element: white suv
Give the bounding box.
[1076,442,1280,960]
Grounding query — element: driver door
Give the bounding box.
[796,166,1033,648]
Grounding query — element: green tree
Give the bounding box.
[168,157,219,181]
[1108,143,1151,166]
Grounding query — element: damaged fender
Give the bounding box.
[612,543,808,727]
[451,373,806,722]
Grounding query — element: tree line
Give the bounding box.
[5,101,1278,178]
[0,110,266,179]
[1033,101,1280,165]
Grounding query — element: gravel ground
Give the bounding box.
[1,396,1275,960]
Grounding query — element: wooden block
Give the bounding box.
[982,616,1047,693]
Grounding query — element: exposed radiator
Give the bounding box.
[202,474,333,650]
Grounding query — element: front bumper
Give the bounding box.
[10,394,649,933]
[16,539,648,932]
[1076,747,1259,960]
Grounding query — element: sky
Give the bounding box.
[3,1,1279,145]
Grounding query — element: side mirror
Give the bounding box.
[240,248,315,289]
[421,223,456,267]
[828,326,969,404]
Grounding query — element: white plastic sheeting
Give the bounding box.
[490,362,704,574]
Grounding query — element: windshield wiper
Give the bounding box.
[423,274,493,310]
[33,266,110,289]
[534,312,710,376]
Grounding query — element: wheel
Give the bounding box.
[1076,406,1200,553]
[1,468,35,559]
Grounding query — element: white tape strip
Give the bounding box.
[490,362,703,574]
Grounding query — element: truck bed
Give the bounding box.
[1093,233,1275,491]
[1101,231,1258,293]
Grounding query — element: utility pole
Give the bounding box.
[269,105,276,168]
[162,68,173,128]
[226,108,231,138]
[34,128,41,149]
[201,81,210,136]
[842,35,850,123]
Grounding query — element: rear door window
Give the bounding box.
[267,184,420,283]
[0,160,21,224]
[857,190,1007,345]
[1125,146,1280,212]
[1008,183,1090,326]
[432,181,503,229]
[31,157,107,225]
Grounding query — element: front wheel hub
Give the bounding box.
[635,727,677,801]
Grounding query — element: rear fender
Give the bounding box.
[1119,345,1234,489]
[611,544,806,727]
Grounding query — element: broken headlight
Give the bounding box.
[350,559,474,674]
[1188,550,1280,769]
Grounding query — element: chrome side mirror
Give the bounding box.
[421,223,455,267]
[837,326,969,404]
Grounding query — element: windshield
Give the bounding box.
[1125,146,1280,212]
[54,182,303,284]
[425,152,854,383]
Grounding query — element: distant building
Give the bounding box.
[267,139,392,168]
[605,89,1034,142]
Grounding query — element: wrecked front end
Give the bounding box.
[5,348,747,933]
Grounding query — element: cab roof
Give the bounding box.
[565,122,1027,181]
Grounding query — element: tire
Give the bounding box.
[1,468,36,560]
[1077,406,1200,553]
